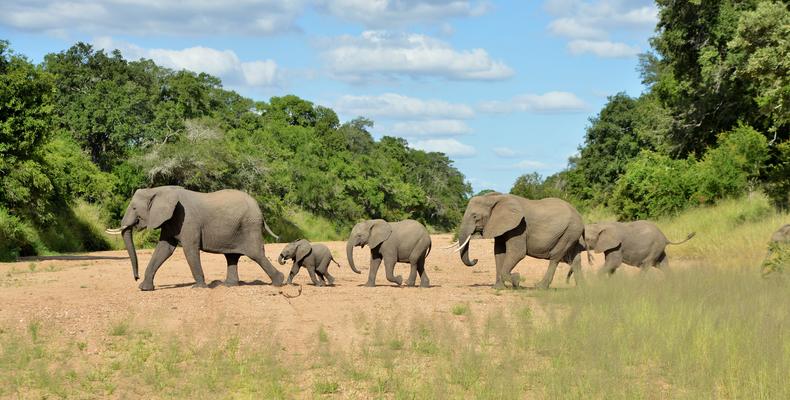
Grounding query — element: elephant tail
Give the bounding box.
[424,241,432,259]
[330,256,341,268]
[263,220,280,241]
[668,232,696,245]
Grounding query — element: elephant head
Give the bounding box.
[278,239,312,265]
[456,193,525,267]
[583,224,621,253]
[346,219,390,273]
[106,187,179,281]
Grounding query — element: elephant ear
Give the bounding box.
[596,228,621,252]
[295,240,312,262]
[148,189,179,229]
[368,220,392,249]
[483,196,524,239]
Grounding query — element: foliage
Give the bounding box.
[761,242,789,277]
[509,172,563,200]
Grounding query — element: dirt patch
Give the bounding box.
[0,234,599,355]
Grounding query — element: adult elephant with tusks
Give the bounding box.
[106,186,284,291]
[452,192,587,289]
[347,219,432,287]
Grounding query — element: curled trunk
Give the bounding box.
[346,240,361,274]
[457,225,478,267]
[278,254,286,265]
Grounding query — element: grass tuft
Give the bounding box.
[451,303,470,316]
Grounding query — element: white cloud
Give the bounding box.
[94,37,281,87]
[334,93,475,120]
[0,0,304,36]
[316,0,490,28]
[493,147,522,158]
[478,91,587,114]
[543,0,656,58]
[391,120,472,136]
[489,159,550,171]
[322,30,514,82]
[411,139,477,157]
[567,39,640,58]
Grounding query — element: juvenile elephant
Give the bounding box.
[278,239,350,286]
[454,192,586,289]
[347,219,432,287]
[761,224,789,276]
[583,220,695,276]
[106,186,284,290]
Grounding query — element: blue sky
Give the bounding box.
[1,0,657,193]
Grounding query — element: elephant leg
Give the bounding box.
[569,253,585,286]
[182,245,207,289]
[139,239,177,291]
[493,236,506,289]
[417,258,430,288]
[286,263,300,285]
[501,252,525,289]
[306,266,323,286]
[598,251,622,277]
[656,252,671,276]
[536,260,559,289]
[247,249,284,286]
[224,254,241,287]
[406,261,418,287]
[364,256,382,287]
[317,259,334,286]
[384,257,403,286]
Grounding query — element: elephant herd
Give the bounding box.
[106,186,784,291]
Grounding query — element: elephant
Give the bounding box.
[453,192,586,289]
[583,220,695,276]
[761,224,789,276]
[278,239,350,286]
[106,186,284,291]
[347,219,432,287]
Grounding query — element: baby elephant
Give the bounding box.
[278,239,348,286]
[584,220,695,276]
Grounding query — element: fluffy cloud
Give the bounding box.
[544,0,656,58]
[316,0,490,27]
[567,39,640,58]
[493,147,522,158]
[0,0,304,36]
[323,30,514,82]
[478,91,587,114]
[334,93,475,120]
[94,37,281,87]
[411,139,477,157]
[391,120,472,136]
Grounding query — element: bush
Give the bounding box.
[0,207,44,261]
[610,151,696,220]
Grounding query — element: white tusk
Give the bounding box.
[105,226,128,235]
[441,241,459,249]
[453,236,472,253]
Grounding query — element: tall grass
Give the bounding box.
[657,193,788,268]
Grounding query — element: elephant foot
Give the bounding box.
[535,281,550,290]
[388,276,403,286]
[406,280,417,287]
[326,277,335,286]
[138,281,155,291]
[420,280,430,288]
[363,282,376,287]
[314,281,325,287]
[510,273,521,289]
[192,282,208,289]
[270,272,285,287]
[223,279,240,287]
[492,282,505,290]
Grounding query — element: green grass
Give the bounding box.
[451,303,470,316]
[0,323,292,398]
[285,208,348,242]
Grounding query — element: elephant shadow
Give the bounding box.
[466,283,571,291]
[354,283,442,288]
[18,255,129,261]
[155,280,272,290]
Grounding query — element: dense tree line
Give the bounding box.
[0,41,470,260]
[511,1,789,218]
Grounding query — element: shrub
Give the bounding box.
[610,151,696,220]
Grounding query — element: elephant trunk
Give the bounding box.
[346,240,362,274]
[457,223,478,267]
[119,205,139,280]
[278,254,286,265]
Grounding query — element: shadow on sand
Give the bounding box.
[18,255,129,262]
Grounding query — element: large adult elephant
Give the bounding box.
[106,186,284,290]
[454,192,586,289]
[347,219,432,287]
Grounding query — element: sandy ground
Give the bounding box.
[0,234,592,355]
